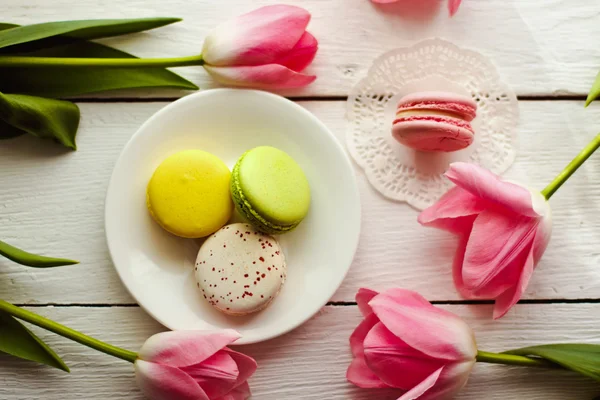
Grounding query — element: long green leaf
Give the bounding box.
[505,344,600,382]
[0,18,181,51]
[0,92,80,149]
[586,70,600,107]
[0,40,198,97]
[0,310,69,372]
[0,240,78,268]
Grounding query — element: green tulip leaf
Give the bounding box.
[505,344,600,382]
[0,240,79,268]
[0,18,181,52]
[0,310,69,372]
[0,92,80,149]
[0,39,198,97]
[586,70,600,107]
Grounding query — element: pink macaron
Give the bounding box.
[391,91,478,152]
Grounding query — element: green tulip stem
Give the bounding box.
[0,299,138,363]
[0,54,204,68]
[476,350,559,368]
[541,132,600,200]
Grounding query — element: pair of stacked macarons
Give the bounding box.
[146,146,310,316]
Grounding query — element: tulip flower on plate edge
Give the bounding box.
[419,133,600,319]
[348,288,600,400]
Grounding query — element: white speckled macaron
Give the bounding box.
[195,223,286,316]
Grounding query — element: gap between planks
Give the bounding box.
[70,95,588,103]
[14,298,600,308]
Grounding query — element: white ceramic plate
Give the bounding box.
[105,89,361,344]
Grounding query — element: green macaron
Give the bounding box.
[231,146,310,235]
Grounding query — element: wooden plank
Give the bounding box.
[1,100,600,304]
[0,304,598,399]
[1,0,598,97]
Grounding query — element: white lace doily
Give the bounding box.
[346,38,519,210]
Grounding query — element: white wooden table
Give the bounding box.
[2,1,600,399]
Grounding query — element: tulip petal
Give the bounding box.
[418,187,484,234]
[356,288,379,317]
[204,64,316,89]
[452,234,474,298]
[493,243,535,319]
[225,349,258,389]
[347,356,390,389]
[202,5,310,66]
[139,329,241,367]
[462,210,539,297]
[216,382,252,400]
[405,361,474,400]
[448,0,462,16]
[135,360,209,400]
[369,289,476,361]
[371,0,400,3]
[350,313,380,357]
[445,163,541,217]
[532,208,553,265]
[180,350,238,399]
[364,322,444,390]
[277,32,318,72]
[397,367,444,400]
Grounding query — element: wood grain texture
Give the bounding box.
[1,0,599,97]
[2,100,600,305]
[0,304,598,399]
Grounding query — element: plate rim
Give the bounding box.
[104,88,362,344]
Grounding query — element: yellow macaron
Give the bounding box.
[147,150,233,238]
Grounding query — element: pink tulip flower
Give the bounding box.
[201,5,318,89]
[371,0,463,16]
[135,330,257,400]
[418,163,553,319]
[347,288,477,400]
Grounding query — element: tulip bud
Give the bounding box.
[135,330,256,400]
[348,288,477,400]
[201,5,318,89]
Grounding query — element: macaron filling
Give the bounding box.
[393,115,474,132]
[395,109,466,120]
[396,92,478,122]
